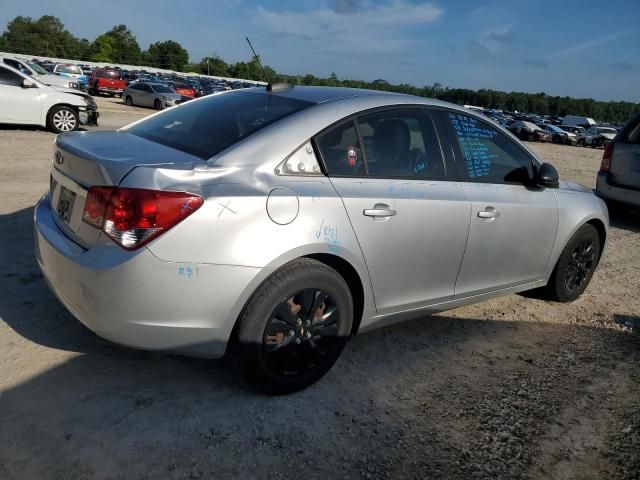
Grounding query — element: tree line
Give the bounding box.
[1,15,637,124]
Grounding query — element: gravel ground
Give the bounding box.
[0,97,638,480]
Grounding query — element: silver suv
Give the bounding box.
[596,113,640,208]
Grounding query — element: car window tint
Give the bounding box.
[315,121,365,176]
[623,115,640,144]
[357,109,445,178]
[128,91,313,160]
[445,111,533,183]
[0,66,23,86]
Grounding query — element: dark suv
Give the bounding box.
[596,113,640,208]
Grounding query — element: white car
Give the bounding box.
[0,63,98,133]
[1,57,80,90]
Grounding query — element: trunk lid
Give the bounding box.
[50,130,203,248]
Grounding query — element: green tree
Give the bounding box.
[102,24,141,64]
[142,40,189,71]
[87,34,116,62]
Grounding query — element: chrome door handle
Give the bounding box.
[363,204,397,217]
[478,208,500,219]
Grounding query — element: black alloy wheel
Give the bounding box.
[563,238,597,292]
[263,289,342,377]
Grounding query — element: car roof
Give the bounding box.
[263,85,404,104]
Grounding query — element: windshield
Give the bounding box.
[127,91,313,160]
[151,84,175,93]
[96,70,120,79]
[57,65,82,75]
[27,62,48,75]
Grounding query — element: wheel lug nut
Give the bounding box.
[295,338,302,344]
[289,330,295,336]
[305,319,311,326]
[296,319,303,326]
[306,331,312,338]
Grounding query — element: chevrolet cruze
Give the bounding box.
[35,85,608,394]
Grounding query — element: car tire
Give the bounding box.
[46,105,79,134]
[234,258,353,395]
[154,99,163,110]
[125,96,133,106]
[545,224,601,303]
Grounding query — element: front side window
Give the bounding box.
[444,111,534,183]
[0,66,24,87]
[127,91,313,160]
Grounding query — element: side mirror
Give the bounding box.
[536,162,559,188]
[21,79,36,88]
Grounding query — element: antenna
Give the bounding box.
[245,37,268,82]
[245,37,294,92]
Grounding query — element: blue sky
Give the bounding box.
[1,0,639,101]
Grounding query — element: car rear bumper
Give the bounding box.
[596,171,640,207]
[34,194,262,358]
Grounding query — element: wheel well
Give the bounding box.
[304,253,365,336]
[47,103,79,118]
[587,219,607,257]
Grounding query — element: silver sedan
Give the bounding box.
[35,86,608,394]
[123,82,182,109]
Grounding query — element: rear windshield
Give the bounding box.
[96,70,120,79]
[57,65,82,75]
[127,91,313,160]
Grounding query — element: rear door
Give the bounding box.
[315,107,470,314]
[434,109,558,297]
[610,114,640,189]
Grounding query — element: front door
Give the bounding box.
[0,66,41,124]
[315,108,470,314]
[436,109,558,297]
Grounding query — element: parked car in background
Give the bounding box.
[585,126,618,148]
[35,86,608,394]
[508,121,552,142]
[168,82,197,98]
[560,125,588,146]
[0,63,98,133]
[89,68,126,97]
[596,113,640,208]
[562,115,597,129]
[540,124,577,145]
[1,57,81,90]
[123,82,182,109]
[53,63,88,90]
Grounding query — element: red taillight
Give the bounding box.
[82,187,203,250]
[600,143,614,172]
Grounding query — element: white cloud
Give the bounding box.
[253,1,443,56]
[545,27,640,60]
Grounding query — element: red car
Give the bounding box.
[170,83,197,98]
[89,69,126,97]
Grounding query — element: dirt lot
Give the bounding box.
[1,97,638,480]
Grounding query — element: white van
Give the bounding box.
[562,115,597,128]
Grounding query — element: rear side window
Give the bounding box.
[442,111,534,184]
[622,115,640,144]
[357,109,445,178]
[127,91,313,160]
[316,121,365,175]
[316,108,446,178]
